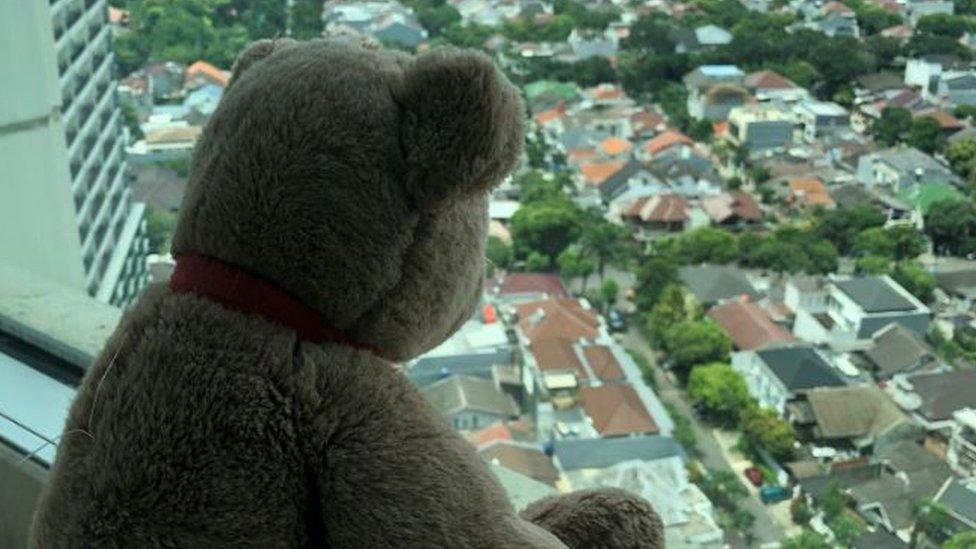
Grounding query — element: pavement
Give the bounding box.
[621,328,788,547]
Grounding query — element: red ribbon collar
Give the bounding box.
[169,253,377,354]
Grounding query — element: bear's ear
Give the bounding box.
[228,38,297,89]
[398,49,525,207]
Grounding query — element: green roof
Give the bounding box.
[897,182,963,214]
[524,80,579,101]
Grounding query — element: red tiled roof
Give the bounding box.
[822,1,854,14]
[580,161,625,186]
[701,191,762,223]
[788,178,835,208]
[534,106,565,126]
[487,273,569,299]
[185,60,230,88]
[583,346,626,381]
[600,136,633,156]
[515,298,600,343]
[480,441,560,486]
[579,385,658,437]
[745,70,799,90]
[530,338,588,380]
[589,85,625,101]
[631,110,665,134]
[707,299,794,350]
[637,194,690,223]
[567,147,599,165]
[917,109,964,130]
[470,422,513,448]
[642,130,692,156]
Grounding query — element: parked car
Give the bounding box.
[607,308,627,332]
[745,467,763,487]
[759,485,791,504]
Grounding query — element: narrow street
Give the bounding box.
[621,328,787,547]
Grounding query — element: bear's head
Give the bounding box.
[172,38,525,361]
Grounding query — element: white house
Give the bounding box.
[793,276,930,351]
[731,345,847,416]
[794,100,850,142]
[947,408,976,477]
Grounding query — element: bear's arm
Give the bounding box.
[296,343,567,549]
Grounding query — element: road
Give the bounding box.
[621,328,787,548]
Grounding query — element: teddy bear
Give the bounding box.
[29,38,663,548]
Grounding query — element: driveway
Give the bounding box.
[621,328,787,547]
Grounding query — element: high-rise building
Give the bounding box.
[0,0,149,307]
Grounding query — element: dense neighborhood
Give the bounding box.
[102,0,976,546]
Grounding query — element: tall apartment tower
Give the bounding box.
[0,0,149,306]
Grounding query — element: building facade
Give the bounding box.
[0,0,149,306]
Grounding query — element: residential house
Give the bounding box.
[683,65,749,121]
[672,24,732,53]
[793,276,931,350]
[528,339,626,389]
[408,347,514,388]
[638,129,693,161]
[126,124,202,163]
[598,136,633,160]
[794,385,920,453]
[487,273,570,304]
[935,268,976,308]
[679,265,759,307]
[700,190,764,229]
[731,345,848,415]
[621,194,693,235]
[934,477,976,535]
[421,374,520,431]
[708,298,794,350]
[915,108,965,137]
[480,440,560,487]
[862,323,940,379]
[630,109,667,139]
[888,369,976,430]
[514,298,602,345]
[947,408,976,476]
[787,177,836,210]
[321,2,428,48]
[727,103,794,151]
[599,162,667,205]
[183,60,230,90]
[579,161,626,192]
[647,154,724,197]
[488,462,557,512]
[783,276,828,315]
[817,5,860,38]
[905,0,955,25]
[578,384,658,437]
[934,71,976,107]
[567,28,618,59]
[552,436,724,547]
[143,61,185,102]
[745,70,809,103]
[856,146,956,192]
[795,100,851,142]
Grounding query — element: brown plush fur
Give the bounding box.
[30,39,662,548]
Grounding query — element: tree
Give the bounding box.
[580,215,631,281]
[911,501,954,547]
[892,261,936,302]
[908,116,944,154]
[620,15,675,53]
[790,499,814,525]
[916,13,972,39]
[510,199,582,262]
[687,363,752,427]
[945,138,976,180]
[145,207,177,254]
[648,284,693,343]
[673,227,739,265]
[821,480,846,521]
[408,0,461,37]
[826,514,862,548]
[633,253,680,310]
[688,119,714,142]
[855,255,893,275]
[870,107,912,145]
[739,405,795,461]
[557,249,595,292]
[525,251,551,272]
[781,531,831,549]
[925,199,976,255]
[852,226,926,260]
[599,278,619,310]
[943,531,976,549]
[815,205,887,254]
[662,321,731,375]
[516,171,566,204]
[290,0,323,39]
[486,236,513,273]
[746,165,772,184]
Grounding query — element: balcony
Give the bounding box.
[69,158,82,179]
